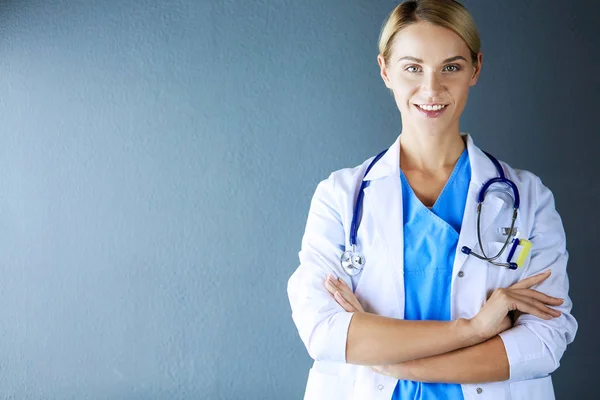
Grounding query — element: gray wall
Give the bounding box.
[0,0,596,398]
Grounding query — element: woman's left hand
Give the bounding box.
[324,275,364,313]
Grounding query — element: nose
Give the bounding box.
[421,71,443,97]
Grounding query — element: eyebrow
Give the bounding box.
[397,55,467,63]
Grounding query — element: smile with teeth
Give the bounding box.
[417,104,448,111]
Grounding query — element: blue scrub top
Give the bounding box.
[392,149,471,400]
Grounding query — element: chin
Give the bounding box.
[404,117,449,132]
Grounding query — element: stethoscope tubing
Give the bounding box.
[342,148,521,275]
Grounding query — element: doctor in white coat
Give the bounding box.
[287,1,577,399]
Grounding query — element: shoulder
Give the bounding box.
[304,156,378,228]
[495,159,559,216]
[496,159,550,197]
[314,155,377,196]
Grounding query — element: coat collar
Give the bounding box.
[363,133,501,186]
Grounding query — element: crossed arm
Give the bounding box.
[394,335,509,383]
[324,274,559,384]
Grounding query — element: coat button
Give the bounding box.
[458,271,465,278]
[476,387,483,394]
[377,384,384,390]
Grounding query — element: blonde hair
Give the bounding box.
[378,0,481,65]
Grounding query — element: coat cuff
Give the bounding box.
[498,324,551,381]
[308,311,355,362]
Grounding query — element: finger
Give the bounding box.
[511,292,562,318]
[512,302,552,320]
[327,276,363,311]
[512,288,564,306]
[324,278,337,294]
[336,277,351,289]
[336,278,354,296]
[326,274,338,286]
[507,294,560,320]
[371,365,387,374]
[336,290,364,313]
[510,270,551,290]
[371,366,384,375]
[334,291,357,312]
[335,285,363,312]
[325,275,344,293]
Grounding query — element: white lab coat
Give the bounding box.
[287,134,577,400]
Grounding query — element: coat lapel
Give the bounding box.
[355,136,405,318]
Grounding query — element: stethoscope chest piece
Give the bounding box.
[341,245,365,276]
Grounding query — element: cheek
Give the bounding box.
[390,78,418,102]
[454,86,471,105]
[391,89,413,112]
[393,75,418,90]
[447,79,471,102]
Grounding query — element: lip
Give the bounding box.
[414,104,449,119]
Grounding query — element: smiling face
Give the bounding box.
[378,21,482,138]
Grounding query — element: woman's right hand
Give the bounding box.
[470,270,564,341]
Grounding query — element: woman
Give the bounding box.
[287,1,577,399]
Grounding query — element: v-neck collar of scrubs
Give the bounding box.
[400,149,469,234]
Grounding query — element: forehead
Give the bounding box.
[391,21,470,62]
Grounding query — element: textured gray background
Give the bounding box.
[0,0,597,399]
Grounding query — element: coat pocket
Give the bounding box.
[485,241,529,289]
[304,368,342,400]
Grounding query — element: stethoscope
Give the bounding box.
[340,148,528,276]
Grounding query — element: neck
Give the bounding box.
[399,131,466,173]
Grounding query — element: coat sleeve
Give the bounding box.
[287,173,355,362]
[499,175,578,381]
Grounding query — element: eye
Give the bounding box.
[443,64,461,72]
[405,65,421,73]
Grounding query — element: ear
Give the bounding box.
[377,54,392,89]
[469,52,483,86]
